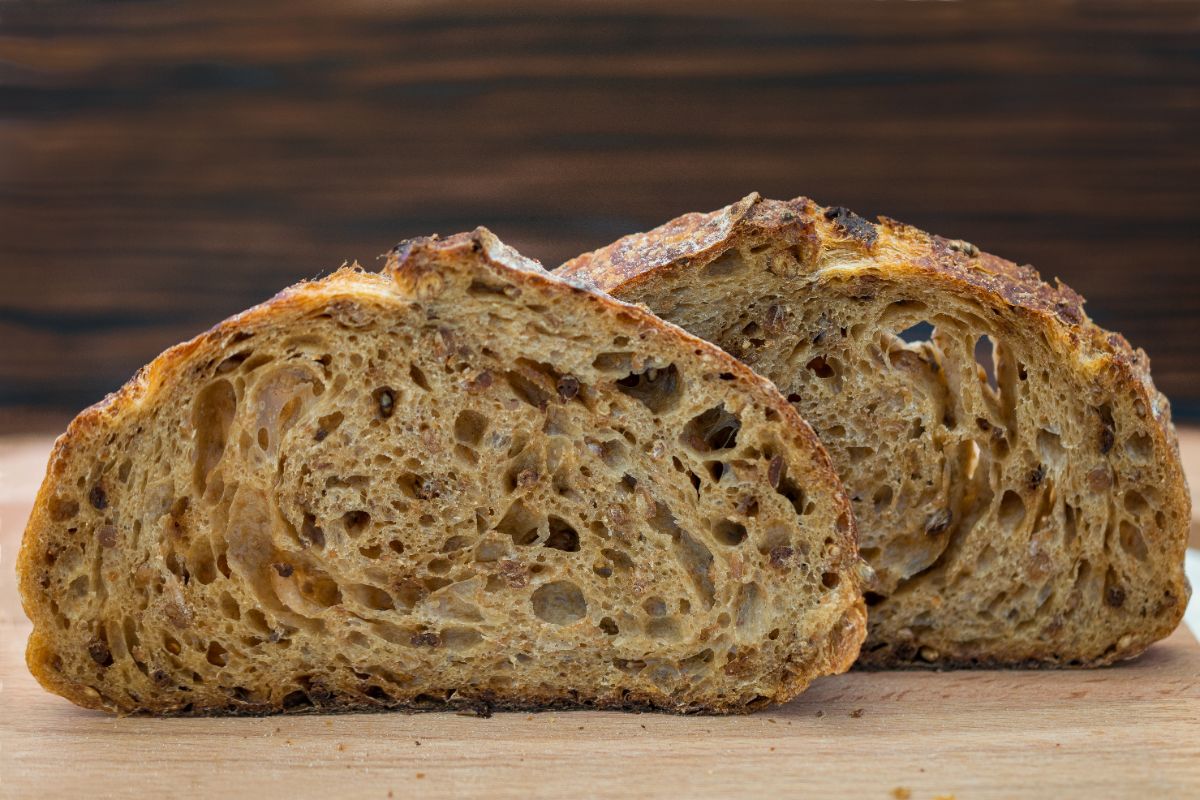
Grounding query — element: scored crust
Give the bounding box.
[18,227,865,715]
[560,194,1191,668]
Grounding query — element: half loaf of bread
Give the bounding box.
[560,194,1191,668]
[18,227,865,714]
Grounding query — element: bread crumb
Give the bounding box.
[769,746,776,752]
[849,708,864,718]
[415,740,421,746]
[815,710,825,718]
[767,718,777,724]
[337,743,346,752]
[415,773,425,780]
[932,795,956,800]
[891,789,912,800]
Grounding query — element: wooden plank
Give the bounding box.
[0,618,1195,799]
[2,0,1199,431]
[1,433,1198,797]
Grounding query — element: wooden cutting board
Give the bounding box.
[2,435,1198,799]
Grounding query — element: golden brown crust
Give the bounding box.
[561,195,1191,669]
[19,227,865,714]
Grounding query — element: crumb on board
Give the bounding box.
[815,710,825,718]
[337,743,346,752]
[849,708,864,718]
[891,789,912,800]
[416,773,425,780]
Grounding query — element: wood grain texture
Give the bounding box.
[1,0,1198,433]
[1,433,1198,798]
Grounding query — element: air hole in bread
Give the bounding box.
[346,583,394,611]
[504,370,550,410]
[677,532,716,609]
[398,473,442,501]
[896,320,934,344]
[1124,432,1153,461]
[467,279,508,297]
[997,490,1026,531]
[805,356,836,379]
[704,250,743,277]
[219,592,241,621]
[642,596,668,617]
[735,582,763,629]
[713,519,748,546]
[598,617,619,635]
[683,404,740,452]
[872,485,893,514]
[300,513,326,548]
[341,510,371,537]
[531,580,587,625]
[1036,428,1066,467]
[601,547,634,575]
[1118,521,1149,562]
[544,517,580,552]
[615,364,681,413]
[454,409,488,445]
[590,351,634,374]
[315,411,344,441]
[496,501,541,547]
[973,336,999,394]
[189,539,218,585]
[206,642,228,667]
[408,364,431,391]
[193,380,237,494]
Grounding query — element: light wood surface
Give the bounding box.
[2,434,1198,798]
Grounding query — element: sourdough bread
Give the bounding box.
[560,195,1191,667]
[18,228,865,714]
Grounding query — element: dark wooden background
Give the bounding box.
[2,0,1198,433]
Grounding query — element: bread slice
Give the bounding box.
[17,228,866,715]
[560,194,1191,668]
